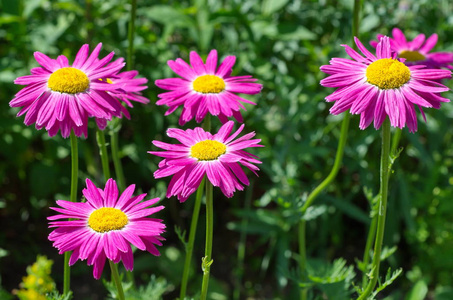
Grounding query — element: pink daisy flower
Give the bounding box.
[48,178,165,279]
[370,28,453,68]
[320,36,451,132]
[148,121,263,202]
[155,49,262,126]
[10,43,130,138]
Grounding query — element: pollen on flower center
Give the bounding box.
[192,75,225,94]
[366,58,411,89]
[48,67,90,94]
[88,207,128,233]
[399,50,426,62]
[191,140,227,161]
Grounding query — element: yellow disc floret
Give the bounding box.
[88,207,128,233]
[191,140,227,161]
[48,67,90,94]
[399,50,426,62]
[192,75,226,94]
[366,58,411,89]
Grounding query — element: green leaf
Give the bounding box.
[434,286,453,300]
[174,225,188,252]
[143,5,195,28]
[372,268,402,297]
[301,205,327,221]
[262,0,290,15]
[380,246,397,261]
[405,280,428,300]
[0,14,22,25]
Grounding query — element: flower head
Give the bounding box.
[370,28,453,68]
[155,50,262,126]
[48,178,165,279]
[10,43,131,138]
[148,121,263,202]
[320,36,451,132]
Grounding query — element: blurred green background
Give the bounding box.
[1,0,453,299]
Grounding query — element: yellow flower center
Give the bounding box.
[366,58,411,89]
[191,140,227,161]
[47,67,90,94]
[399,50,426,62]
[192,75,225,94]
[88,207,128,233]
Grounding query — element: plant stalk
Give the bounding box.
[97,129,111,181]
[358,119,391,299]
[298,113,350,299]
[200,181,214,300]
[63,131,79,295]
[180,177,206,299]
[109,261,126,300]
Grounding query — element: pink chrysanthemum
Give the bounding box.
[10,43,130,138]
[48,178,165,279]
[148,121,263,202]
[320,36,451,132]
[155,49,262,125]
[370,28,453,68]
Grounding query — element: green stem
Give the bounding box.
[297,0,363,297]
[358,119,391,300]
[109,260,126,300]
[297,114,350,299]
[96,129,111,181]
[63,132,79,295]
[362,127,401,287]
[352,0,362,40]
[300,114,350,213]
[200,181,214,300]
[298,220,308,300]
[180,177,205,299]
[391,128,402,155]
[110,125,126,190]
[69,132,79,206]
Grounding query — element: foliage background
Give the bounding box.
[1,0,453,299]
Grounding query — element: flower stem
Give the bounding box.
[110,124,125,190]
[391,128,402,155]
[297,0,362,297]
[358,119,391,300]
[96,129,111,181]
[362,127,401,287]
[301,114,350,213]
[180,177,205,299]
[200,181,214,300]
[63,131,79,295]
[298,220,308,300]
[109,260,126,300]
[298,113,350,299]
